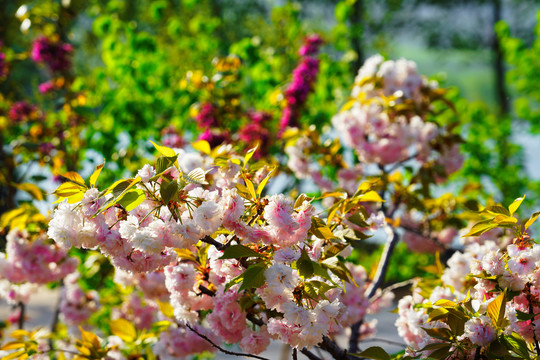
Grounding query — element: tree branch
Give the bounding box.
[349,228,400,354]
[200,235,225,251]
[300,348,322,360]
[185,322,270,360]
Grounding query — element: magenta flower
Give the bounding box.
[279,34,323,136]
[31,36,73,72]
[195,102,219,129]
[8,101,38,122]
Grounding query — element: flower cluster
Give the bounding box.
[31,36,73,72]
[0,228,77,286]
[279,34,323,135]
[332,55,463,169]
[8,101,41,123]
[45,142,393,352]
[396,231,540,358]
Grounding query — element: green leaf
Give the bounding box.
[310,217,335,240]
[487,290,506,328]
[239,263,267,291]
[219,245,264,259]
[509,195,525,216]
[354,346,390,360]
[161,180,179,204]
[515,310,537,321]
[482,205,510,217]
[296,249,314,278]
[427,307,449,322]
[427,345,454,360]
[461,219,497,237]
[421,327,453,341]
[156,155,178,174]
[524,211,540,230]
[502,332,531,359]
[321,256,356,285]
[117,189,146,212]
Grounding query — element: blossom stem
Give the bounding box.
[185,322,270,360]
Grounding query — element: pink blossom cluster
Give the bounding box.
[112,293,158,330]
[0,52,6,77]
[8,101,40,123]
[279,34,323,135]
[60,273,100,327]
[47,148,395,352]
[31,36,73,72]
[400,211,458,253]
[396,237,540,355]
[0,228,77,285]
[153,324,217,359]
[332,55,462,168]
[238,111,272,158]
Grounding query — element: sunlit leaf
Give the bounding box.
[150,141,177,157]
[524,211,540,230]
[243,145,258,168]
[192,140,211,155]
[89,163,105,187]
[110,318,137,343]
[15,183,44,201]
[509,195,525,215]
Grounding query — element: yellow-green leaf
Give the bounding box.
[525,211,540,230]
[158,301,175,319]
[59,172,86,187]
[15,183,44,201]
[1,341,25,351]
[89,163,104,187]
[243,145,258,168]
[509,195,525,216]
[110,318,137,343]
[357,191,384,203]
[487,290,506,328]
[192,140,211,155]
[256,168,274,197]
[244,178,256,200]
[150,141,177,157]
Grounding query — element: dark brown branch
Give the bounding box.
[300,348,322,360]
[200,235,225,251]
[292,348,298,360]
[185,322,270,360]
[350,228,399,354]
[320,336,349,360]
[17,301,25,330]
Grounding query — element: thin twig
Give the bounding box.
[359,337,407,348]
[369,279,416,304]
[292,348,298,360]
[185,322,270,360]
